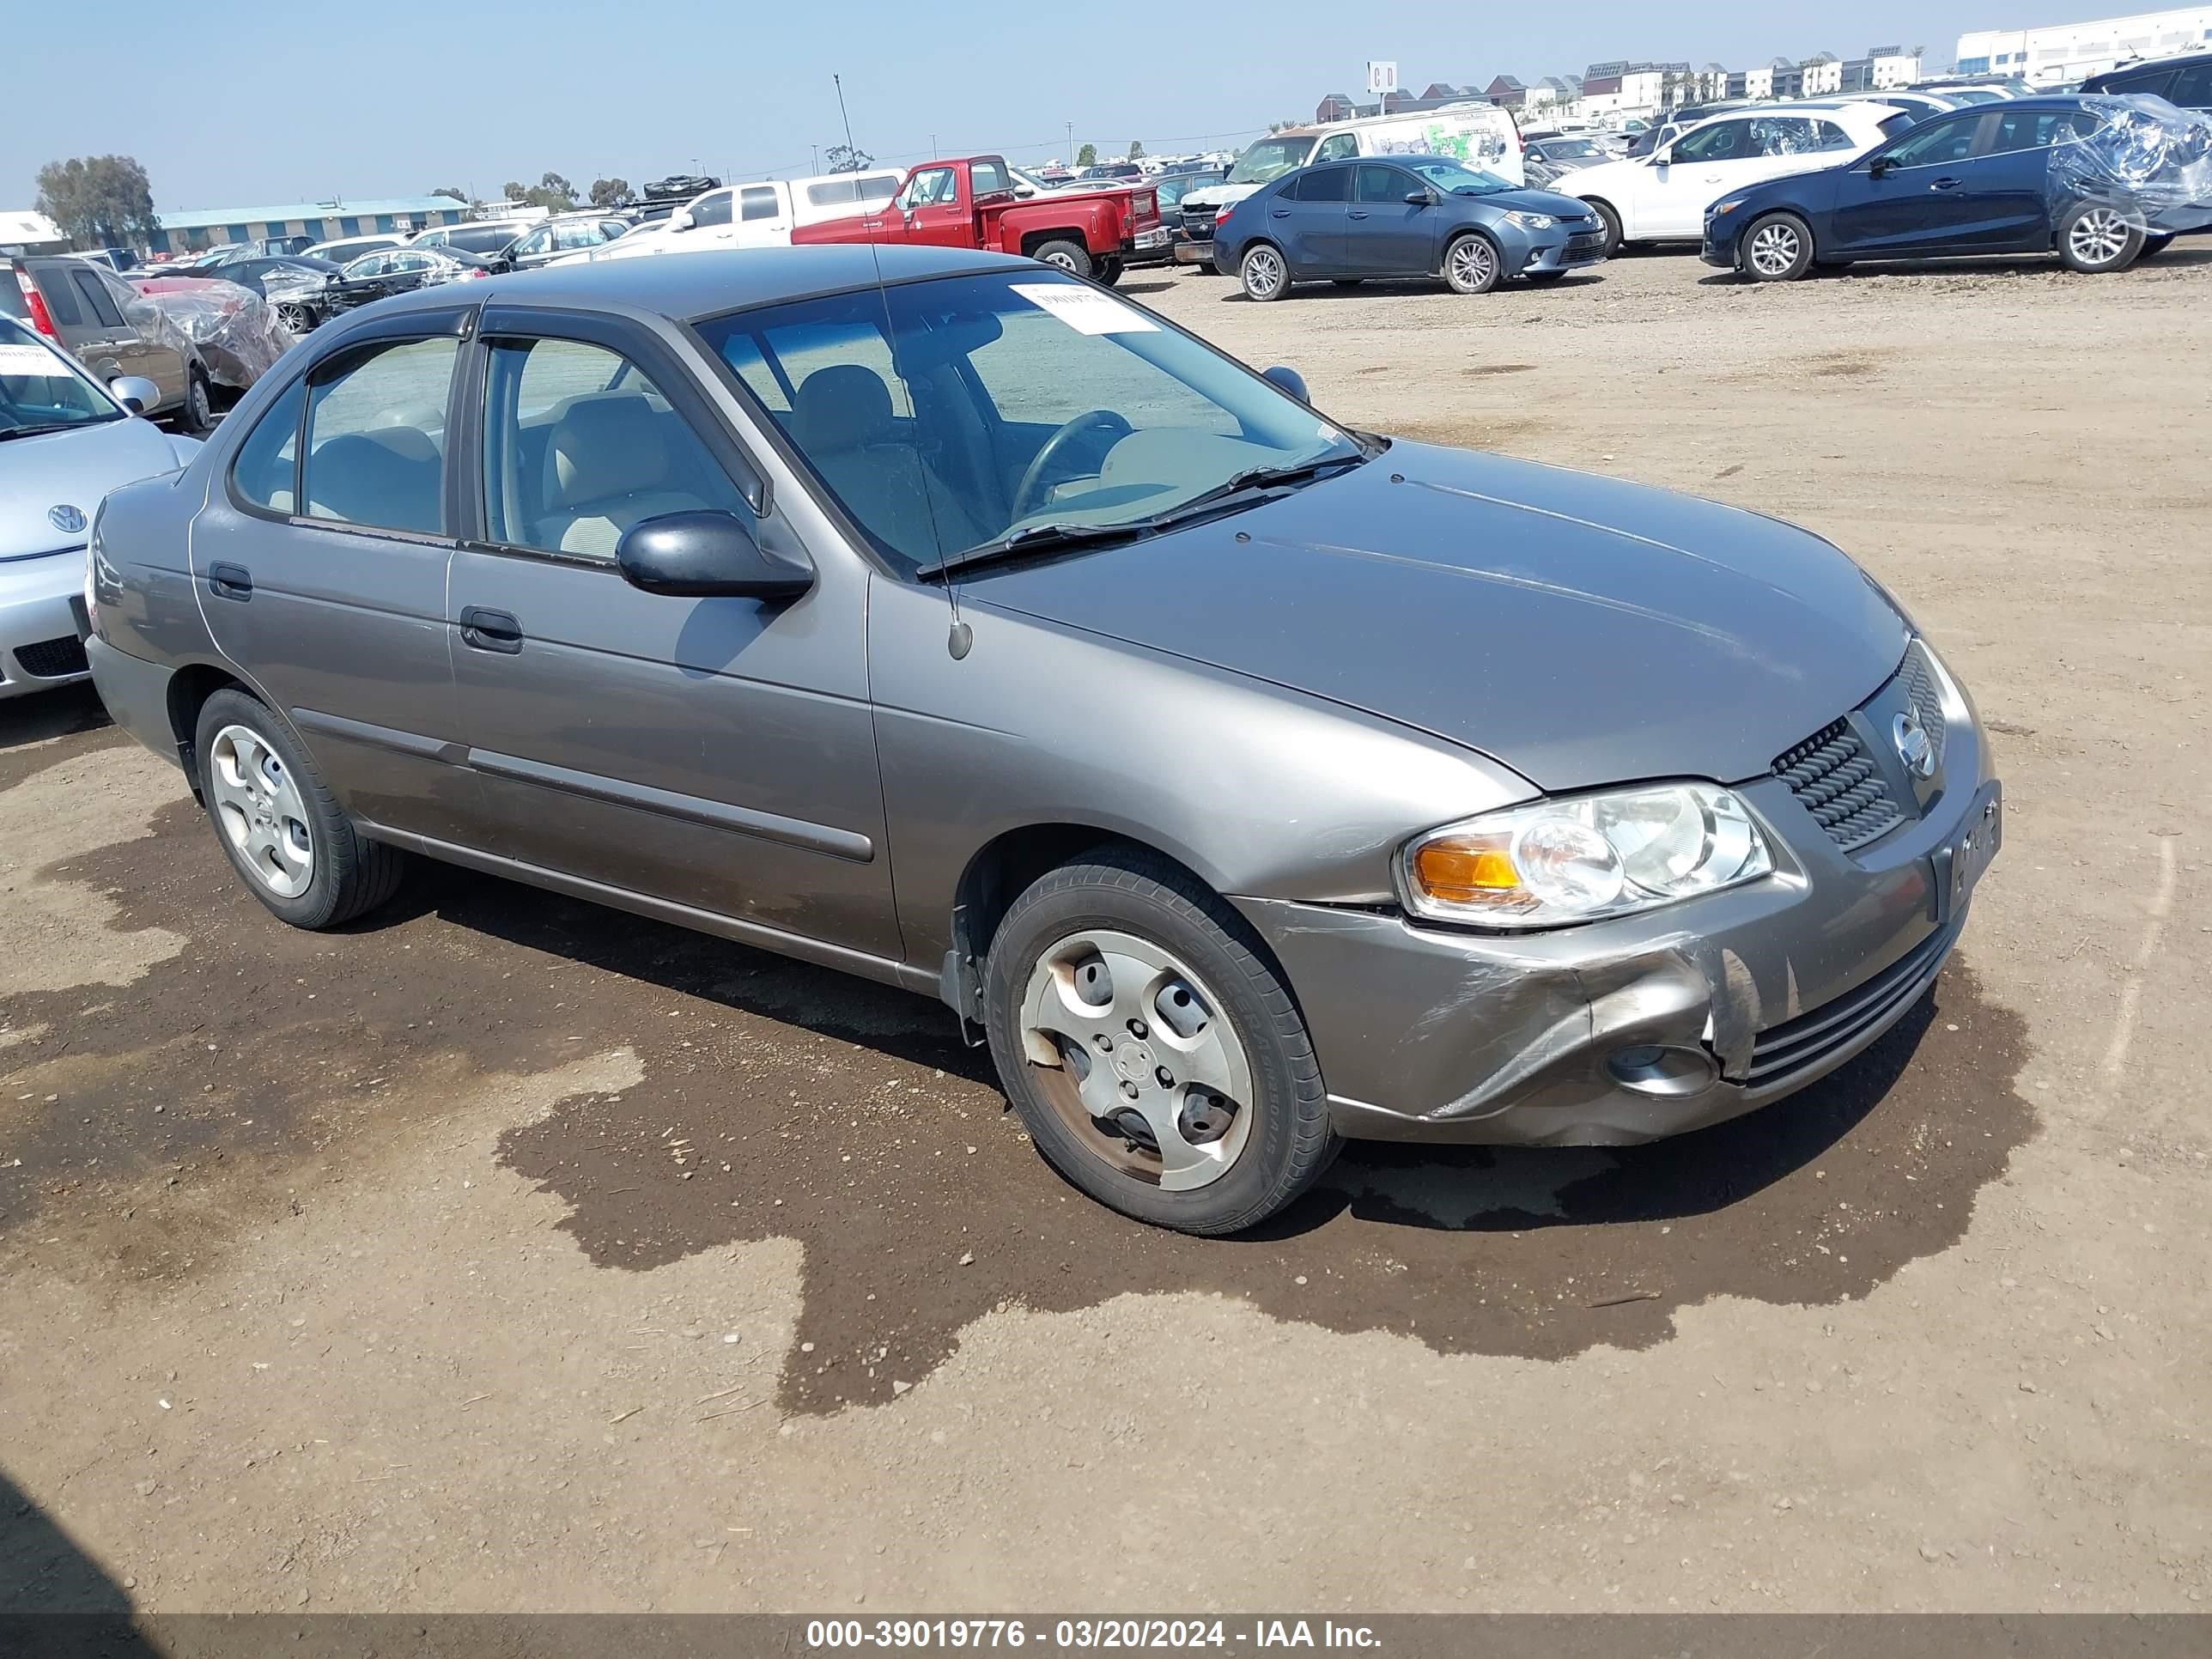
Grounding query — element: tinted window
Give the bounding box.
[1354,165,1414,204]
[0,276,27,320]
[445,226,520,254]
[971,160,1011,196]
[1672,120,1752,162]
[70,270,125,328]
[232,376,307,513]
[690,191,733,228]
[739,186,780,222]
[1881,114,1983,167]
[480,337,750,560]
[300,337,458,533]
[33,270,82,327]
[1295,167,1351,204]
[1986,106,2098,154]
[2167,63,2212,106]
[2100,67,2178,97]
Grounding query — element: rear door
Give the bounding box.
[733,184,791,247]
[1827,111,1992,255]
[442,306,897,955]
[1272,165,1351,272]
[1936,106,2099,252]
[1344,164,1438,275]
[192,309,476,841]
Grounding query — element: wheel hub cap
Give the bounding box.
[209,723,314,899]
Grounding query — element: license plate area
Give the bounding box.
[1932,781,2002,923]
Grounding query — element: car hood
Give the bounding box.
[1463,185,1600,218]
[963,442,1909,793]
[0,416,195,562]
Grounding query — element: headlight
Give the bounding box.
[1502,210,1556,231]
[1399,782,1773,930]
[1711,198,1748,217]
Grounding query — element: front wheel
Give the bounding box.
[1239,242,1289,301]
[1586,199,1624,258]
[178,368,214,435]
[1443,232,1501,295]
[983,850,1339,1234]
[2057,202,2142,273]
[1741,212,1815,282]
[1030,238,1095,279]
[193,690,405,930]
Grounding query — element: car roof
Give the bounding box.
[2086,49,2209,77]
[367,244,1030,325]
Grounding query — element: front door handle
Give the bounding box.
[1348,210,1370,220]
[207,562,252,602]
[1930,176,1963,191]
[459,605,523,654]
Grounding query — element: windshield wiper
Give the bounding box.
[0,422,85,442]
[1148,452,1365,524]
[916,519,1152,580]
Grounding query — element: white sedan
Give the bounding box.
[1566,104,1914,253]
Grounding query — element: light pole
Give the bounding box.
[811,144,819,173]
[1065,120,1073,166]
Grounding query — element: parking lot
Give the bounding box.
[3,245,2208,1613]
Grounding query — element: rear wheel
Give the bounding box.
[1443,232,1501,295]
[2057,203,2142,273]
[193,690,404,930]
[1239,242,1289,301]
[1741,212,1815,282]
[984,850,1339,1234]
[1030,238,1094,279]
[178,367,214,435]
[1095,256,1126,287]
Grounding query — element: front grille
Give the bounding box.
[1181,206,1216,238]
[1566,232,1605,252]
[1742,921,1957,1087]
[1900,642,1947,772]
[14,635,88,679]
[1773,718,1902,853]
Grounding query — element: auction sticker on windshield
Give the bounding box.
[0,343,64,374]
[1010,283,1158,335]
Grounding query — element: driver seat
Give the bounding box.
[790,365,987,563]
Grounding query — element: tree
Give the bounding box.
[431,186,467,203]
[35,155,158,251]
[588,177,632,208]
[1076,142,1097,166]
[1127,140,1145,161]
[502,171,579,211]
[823,143,872,173]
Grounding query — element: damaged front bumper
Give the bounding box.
[1237,740,1997,1146]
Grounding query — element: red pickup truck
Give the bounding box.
[788,155,1164,285]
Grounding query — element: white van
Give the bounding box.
[1176,104,1524,258]
[643,169,906,254]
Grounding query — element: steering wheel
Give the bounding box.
[1009,410,1133,523]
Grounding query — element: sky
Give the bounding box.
[7,0,2010,212]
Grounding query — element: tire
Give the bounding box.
[1741,212,1815,282]
[178,367,215,435]
[1443,231,1502,295]
[1095,257,1125,287]
[1030,238,1094,279]
[275,301,314,333]
[1239,242,1289,301]
[982,848,1340,1235]
[2140,233,2174,259]
[1586,198,1624,258]
[193,690,404,930]
[2057,201,2143,273]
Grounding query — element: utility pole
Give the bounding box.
[1065,120,1073,165]
[811,143,819,173]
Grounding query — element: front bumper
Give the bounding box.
[1513,234,1608,276]
[1240,708,1998,1147]
[1176,238,1216,265]
[1700,219,1744,267]
[0,547,91,700]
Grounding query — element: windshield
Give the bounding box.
[0,319,120,434]
[1227,137,1318,185]
[1403,158,1516,194]
[1542,138,1606,161]
[696,270,1364,574]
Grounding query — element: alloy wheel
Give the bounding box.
[209,724,314,898]
[1749,222,1802,277]
[1449,237,1497,290]
[2068,207,2130,268]
[1243,246,1285,299]
[1018,928,1255,1191]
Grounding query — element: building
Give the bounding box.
[149,196,472,257]
[0,210,69,255]
[1838,46,1923,91]
[1956,6,2212,84]
[1800,52,1844,94]
[1484,74,1528,110]
[1315,92,1358,123]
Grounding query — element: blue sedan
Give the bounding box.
[1703,94,2212,280]
[1213,158,1608,300]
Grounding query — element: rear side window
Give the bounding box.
[807,178,859,207]
[970,160,1011,196]
[232,377,307,514]
[70,269,125,328]
[2101,67,2178,98]
[2168,63,2212,106]
[33,270,83,327]
[739,186,780,222]
[1987,107,2091,154]
[299,337,459,534]
[1295,167,1351,203]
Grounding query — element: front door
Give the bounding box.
[1829,111,1991,256]
[191,312,477,842]
[1344,164,1439,276]
[895,167,972,248]
[443,307,898,957]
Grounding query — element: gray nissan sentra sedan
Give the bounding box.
[83,246,2002,1234]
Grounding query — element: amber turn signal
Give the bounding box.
[1411,838,1520,903]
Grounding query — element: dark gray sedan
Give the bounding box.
[1213,157,1609,298]
[84,246,2000,1234]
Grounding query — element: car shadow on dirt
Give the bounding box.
[1698,246,2212,286]
[0,1467,160,1648]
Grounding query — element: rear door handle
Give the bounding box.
[207,562,252,601]
[1270,209,1291,218]
[1930,176,1963,191]
[459,605,523,654]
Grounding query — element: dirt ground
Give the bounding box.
[2,246,2207,1616]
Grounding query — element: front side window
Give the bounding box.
[299,336,458,533]
[902,167,958,208]
[1403,158,1513,194]
[690,191,733,228]
[1315,133,1359,162]
[697,270,1361,573]
[1226,137,1316,185]
[1354,165,1415,204]
[480,336,750,560]
[513,228,554,257]
[739,186,780,222]
[1672,119,1751,162]
[231,376,307,512]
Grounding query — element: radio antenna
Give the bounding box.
[834,73,969,658]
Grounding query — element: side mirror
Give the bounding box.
[109,375,161,415]
[1260,364,1310,403]
[667,210,694,233]
[1869,155,1895,179]
[616,511,814,600]
[1404,190,1434,206]
[1652,148,1674,167]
